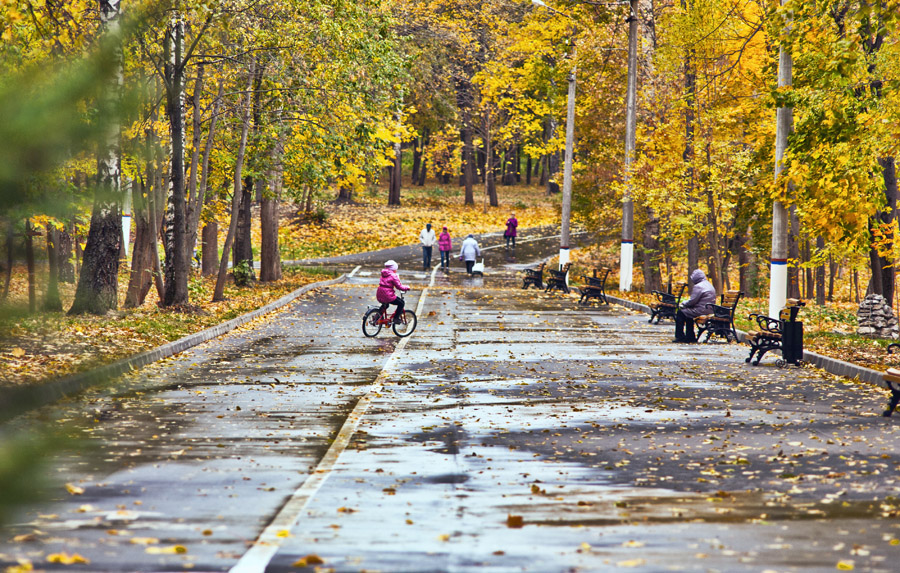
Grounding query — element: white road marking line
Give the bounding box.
[347,265,362,277]
[229,265,437,573]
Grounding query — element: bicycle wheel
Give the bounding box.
[392,310,417,337]
[362,308,383,337]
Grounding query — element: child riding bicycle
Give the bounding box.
[377,260,410,324]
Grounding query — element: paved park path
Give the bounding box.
[2,235,900,572]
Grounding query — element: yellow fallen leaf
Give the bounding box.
[10,348,25,357]
[12,533,36,543]
[837,561,855,570]
[6,559,33,572]
[617,558,646,567]
[65,483,84,495]
[46,553,89,565]
[292,554,324,567]
[276,529,292,538]
[437,534,451,542]
[622,540,645,548]
[145,545,187,555]
[129,537,159,545]
[506,514,524,528]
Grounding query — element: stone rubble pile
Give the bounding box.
[857,293,900,339]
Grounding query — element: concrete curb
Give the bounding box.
[0,274,348,422]
[605,294,887,390]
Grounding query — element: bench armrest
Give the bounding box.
[749,313,781,332]
[651,290,677,304]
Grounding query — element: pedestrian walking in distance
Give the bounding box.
[674,269,717,343]
[420,223,436,270]
[438,226,452,270]
[459,234,481,275]
[505,213,518,249]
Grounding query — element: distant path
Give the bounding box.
[283,225,579,267]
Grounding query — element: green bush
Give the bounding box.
[233,260,254,286]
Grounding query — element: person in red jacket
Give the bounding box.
[505,213,518,248]
[438,226,452,270]
[376,260,410,323]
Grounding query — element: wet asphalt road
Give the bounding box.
[2,233,900,572]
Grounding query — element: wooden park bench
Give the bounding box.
[578,267,610,305]
[545,262,571,294]
[694,290,743,343]
[881,343,900,417]
[522,262,545,290]
[745,299,805,366]
[648,282,688,324]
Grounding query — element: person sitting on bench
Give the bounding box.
[674,269,717,343]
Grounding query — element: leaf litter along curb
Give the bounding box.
[0,267,337,388]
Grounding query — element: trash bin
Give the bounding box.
[780,303,804,366]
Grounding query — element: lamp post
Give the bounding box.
[619,0,638,292]
[532,0,575,272]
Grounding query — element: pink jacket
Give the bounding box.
[438,231,452,251]
[376,268,409,303]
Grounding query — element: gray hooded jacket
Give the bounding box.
[680,269,717,319]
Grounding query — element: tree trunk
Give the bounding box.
[788,206,801,299]
[463,127,475,204]
[42,225,62,311]
[687,237,699,282]
[0,222,12,302]
[125,176,154,308]
[815,236,825,305]
[828,257,836,302]
[162,11,189,307]
[411,136,421,183]
[232,64,263,280]
[803,239,814,300]
[233,176,254,274]
[336,185,353,203]
[516,145,521,183]
[526,155,532,185]
[25,220,36,312]
[546,115,560,195]
[69,0,122,315]
[388,139,402,205]
[642,207,662,293]
[417,157,427,186]
[736,230,753,295]
[198,81,224,276]
[200,219,218,276]
[484,117,498,209]
[69,196,121,314]
[260,119,284,283]
[213,62,255,302]
[57,224,75,283]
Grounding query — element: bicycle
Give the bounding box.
[362,293,417,338]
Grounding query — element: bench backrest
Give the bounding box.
[559,262,571,274]
[720,290,743,312]
[674,282,688,301]
[535,262,546,272]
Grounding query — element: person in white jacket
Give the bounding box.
[419,223,436,270]
[458,234,481,275]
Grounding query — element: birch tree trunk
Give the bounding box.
[162,6,189,307]
[69,0,122,315]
